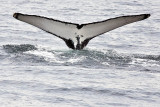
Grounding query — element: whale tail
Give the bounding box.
[13,13,150,50]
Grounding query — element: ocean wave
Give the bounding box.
[133,54,160,61]
[2,44,160,68]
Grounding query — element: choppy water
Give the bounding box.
[0,0,160,107]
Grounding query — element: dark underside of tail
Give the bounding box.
[64,38,91,50]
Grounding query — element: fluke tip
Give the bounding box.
[144,14,151,19]
[13,13,19,19]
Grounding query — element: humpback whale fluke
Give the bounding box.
[13,13,150,50]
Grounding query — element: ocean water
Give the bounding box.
[0,0,160,107]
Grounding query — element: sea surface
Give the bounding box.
[0,0,160,107]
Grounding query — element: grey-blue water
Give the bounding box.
[0,0,160,107]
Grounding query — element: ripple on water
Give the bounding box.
[2,44,160,70]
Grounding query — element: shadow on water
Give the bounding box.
[3,44,37,53]
[2,44,160,69]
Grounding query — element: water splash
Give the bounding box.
[2,44,160,70]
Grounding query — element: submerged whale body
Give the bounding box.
[13,13,150,50]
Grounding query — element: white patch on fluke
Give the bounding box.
[13,13,150,50]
